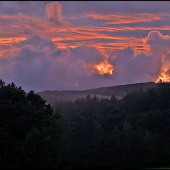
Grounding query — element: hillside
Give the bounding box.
[1,79,170,169]
[37,82,157,105]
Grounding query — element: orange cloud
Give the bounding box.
[2,2,170,90]
[1,9,170,58]
[0,15,18,20]
[85,13,163,25]
[2,2,170,81]
[0,37,27,56]
[82,58,114,76]
[156,66,170,83]
[93,60,114,75]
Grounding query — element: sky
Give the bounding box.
[1,1,170,92]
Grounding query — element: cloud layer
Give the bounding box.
[1,30,170,92]
[1,2,170,91]
[0,35,114,92]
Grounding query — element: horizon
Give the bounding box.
[1,1,170,92]
[37,81,156,93]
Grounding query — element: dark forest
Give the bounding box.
[0,79,170,169]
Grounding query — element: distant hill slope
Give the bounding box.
[38,82,157,104]
[37,82,157,105]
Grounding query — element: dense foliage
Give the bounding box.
[1,78,170,169]
[53,81,170,169]
[0,79,64,169]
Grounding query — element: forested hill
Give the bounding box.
[1,78,170,169]
[37,82,157,104]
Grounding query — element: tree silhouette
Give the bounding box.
[0,79,64,169]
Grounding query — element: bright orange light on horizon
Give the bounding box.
[156,67,170,83]
[93,60,114,75]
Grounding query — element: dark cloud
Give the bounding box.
[109,47,162,84]
[0,35,111,92]
[146,31,170,55]
[1,1,170,91]
[1,31,170,92]
[108,30,170,85]
[70,46,105,64]
[16,35,56,50]
[0,45,10,50]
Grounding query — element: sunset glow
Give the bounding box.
[1,1,170,91]
[156,67,170,83]
[93,60,114,75]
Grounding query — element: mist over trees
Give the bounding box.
[0,78,170,169]
[53,80,170,169]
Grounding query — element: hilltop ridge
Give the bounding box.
[37,82,157,105]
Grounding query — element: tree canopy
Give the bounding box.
[53,82,170,169]
[0,79,64,169]
[1,78,170,169]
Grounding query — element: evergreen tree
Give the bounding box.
[0,79,64,169]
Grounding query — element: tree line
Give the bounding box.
[0,79,170,169]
